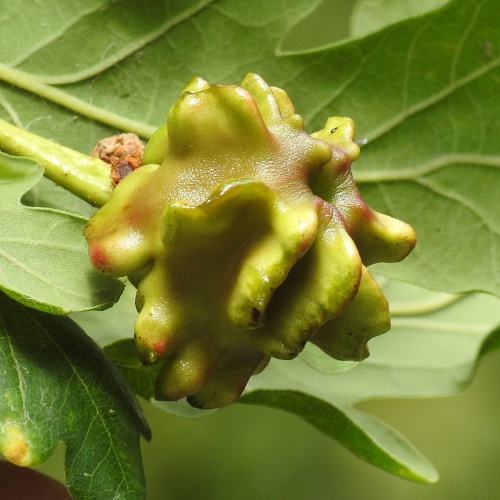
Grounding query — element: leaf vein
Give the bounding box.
[28,0,219,85]
[0,312,29,428]
[415,176,500,237]
[9,2,107,69]
[0,248,90,301]
[448,0,483,83]
[366,52,500,144]
[354,153,500,183]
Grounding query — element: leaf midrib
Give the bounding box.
[365,50,500,146]
[16,0,218,85]
[27,311,132,495]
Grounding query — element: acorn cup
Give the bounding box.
[84,73,416,409]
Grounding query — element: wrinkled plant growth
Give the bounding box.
[1,1,500,499]
[85,73,416,409]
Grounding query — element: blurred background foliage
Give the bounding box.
[34,0,500,498]
[37,351,500,500]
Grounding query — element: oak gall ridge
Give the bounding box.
[84,73,416,409]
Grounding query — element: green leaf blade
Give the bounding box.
[0,153,123,313]
[350,0,450,39]
[1,0,500,487]
[104,339,159,401]
[239,282,500,480]
[100,279,500,481]
[2,0,499,296]
[4,0,217,85]
[240,390,439,484]
[0,292,150,500]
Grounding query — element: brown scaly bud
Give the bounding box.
[91,133,144,186]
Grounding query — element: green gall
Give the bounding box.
[85,73,416,409]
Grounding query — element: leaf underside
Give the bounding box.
[1,0,499,296]
[0,153,123,314]
[103,279,500,483]
[1,0,500,488]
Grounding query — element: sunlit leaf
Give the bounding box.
[0,292,150,500]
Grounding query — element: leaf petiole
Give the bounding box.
[0,117,112,207]
[0,63,156,139]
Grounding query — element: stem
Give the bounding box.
[0,117,112,207]
[0,63,156,139]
